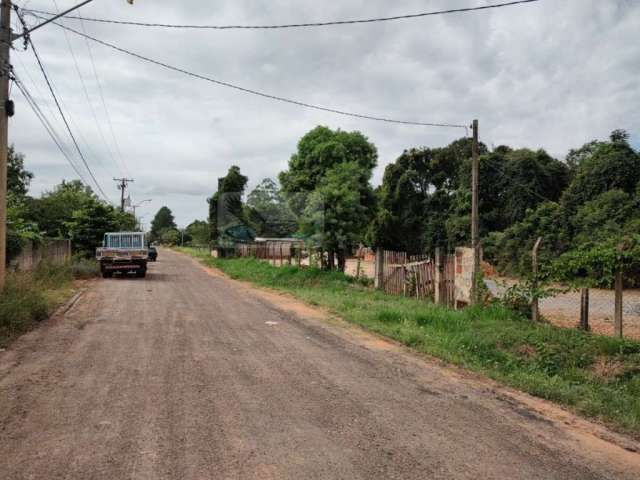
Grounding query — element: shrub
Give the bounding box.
[70,257,101,279]
[0,273,49,345]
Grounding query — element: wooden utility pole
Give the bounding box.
[470,119,480,304]
[0,0,12,290]
[114,177,134,212]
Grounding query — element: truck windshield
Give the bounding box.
[106,234,144,249]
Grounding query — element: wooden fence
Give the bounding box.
[236,242,304,266]
[377,249,456,307]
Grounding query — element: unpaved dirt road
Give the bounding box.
[1,249,639,479]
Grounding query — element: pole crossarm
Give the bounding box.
[12,0,94,41]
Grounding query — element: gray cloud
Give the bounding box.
[9,0,640,227]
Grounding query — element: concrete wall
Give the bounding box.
[11,239,72,271]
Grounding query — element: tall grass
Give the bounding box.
[177,249,640,438]
[0,259,100,347]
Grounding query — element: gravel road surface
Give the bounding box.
[1,249,638,479]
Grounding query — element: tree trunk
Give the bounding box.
[327,251,335,271]
[337,250,346,272]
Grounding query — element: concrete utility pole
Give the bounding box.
[114,177,134,212]
[470,119,480,305]
[0,0,12,290]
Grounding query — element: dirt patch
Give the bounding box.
[515,344,538,359]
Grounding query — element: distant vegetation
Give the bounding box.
[6,146,137,261]
[193,127,639,285]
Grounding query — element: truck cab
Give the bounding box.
[96,232,149,278]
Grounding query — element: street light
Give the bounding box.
[130,199,151,231]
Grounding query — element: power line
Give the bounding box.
[12,73,91,184]
[25,33,113,203]
[51,0,122,179]
[78,12,131,178]
[23,1,541,30]
[46,19,468,131]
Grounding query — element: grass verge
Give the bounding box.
[0,258,100,348]
[177,247,640,438]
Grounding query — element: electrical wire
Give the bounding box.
[12,73,91,184]
[78,12,131,178]
[52,0,122,180]
[26,35,113,203]
[23,1,541,30]
[46,19,469,131]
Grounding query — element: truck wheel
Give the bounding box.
[136,269,147,278]
[102,271,113,278]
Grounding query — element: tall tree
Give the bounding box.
[300,162,373,270]
[279,126,377,213]
[371,137,486,254]
[150,207,177,240]
[185,220,211,245]
[208,166,248,240]
[561,130,640,216]
[245,178,297,238]
[8,146,34,197]
[280,126,377,269]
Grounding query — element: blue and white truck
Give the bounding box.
[96,232,149,278]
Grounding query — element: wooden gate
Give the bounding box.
[381,250,435,300]
[437,254,456,308]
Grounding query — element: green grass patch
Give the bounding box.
[0,259,100,347]
[176,247,640,438]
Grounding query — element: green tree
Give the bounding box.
[245,178,297,238]
[65,201,131,256]
[279,126,377,213]
[447,147,568,246]
[159,228,180,246]
[572,190,639,245]
[370,139,484,254]
[562,130,640,216]
[279,126,377,269]
[185,220,210,245]
[300,162,373,271]
[208,166,248,241]
[27,181,97,239]
[484,201,569,275]
[7,146,34,197]
[150,207,177,241]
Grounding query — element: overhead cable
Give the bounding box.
[23,1,541,30]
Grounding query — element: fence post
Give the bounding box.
[580,287,590,331]
[531,237,542,322]
[374,248,384,290]
[434,248,442,305]
[615,270,623,338]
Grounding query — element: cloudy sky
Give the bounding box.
[10,0,640,228]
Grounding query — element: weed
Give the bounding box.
[0,258,98,347]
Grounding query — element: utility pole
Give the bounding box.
[471,119,480,305]
[114,177,134,212]
[0,0,12,290]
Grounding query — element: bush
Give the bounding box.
[0,273,49,346]
[0,259,100,346]
[70,257,101,279]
